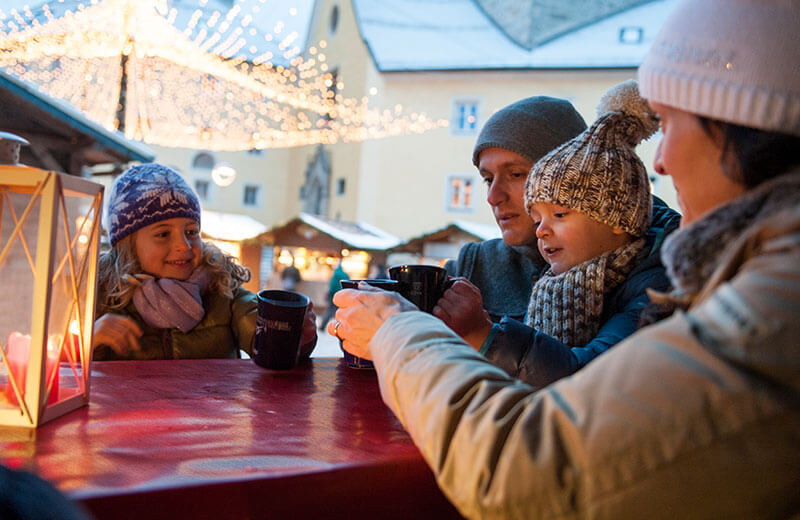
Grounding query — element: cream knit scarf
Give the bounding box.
[526,238,646,347]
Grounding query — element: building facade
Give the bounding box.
[122,0,681,287]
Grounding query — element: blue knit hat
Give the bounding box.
[107,163,201,246]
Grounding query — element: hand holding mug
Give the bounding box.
[433,277,493,351]
[328,283,417,361]
[336,279,399,368]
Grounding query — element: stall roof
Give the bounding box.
[0,69,154,172]
[452,220,501,241]
[390,220,500,253]
[257,213,400,251]
[202,210,268,242]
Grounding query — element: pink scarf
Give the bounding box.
[132,266,210,333]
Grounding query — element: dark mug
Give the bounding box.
[338,279,400,369]
[253,290,309,370]
[388,265,455,313]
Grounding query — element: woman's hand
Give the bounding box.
[433,277,493,351]
[327,283,418,360]
[93,313,143,357]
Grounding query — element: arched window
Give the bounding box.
[192,152,215,171]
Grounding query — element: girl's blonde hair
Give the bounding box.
[96,235,251,314]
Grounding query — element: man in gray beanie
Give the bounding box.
[445,96,588,323]
[439,82,681,388]
[443,95,679,327]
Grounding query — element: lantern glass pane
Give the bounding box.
[45,189,98,401]
[0,187,38,406]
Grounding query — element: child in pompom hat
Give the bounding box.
[443,80,678,389]
[93,163,317,360]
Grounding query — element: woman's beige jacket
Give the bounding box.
[370,197,800,518]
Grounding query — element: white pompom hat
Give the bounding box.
[638,0,800,137]
[525,80,658,237]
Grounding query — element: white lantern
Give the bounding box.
[0,165,102,427]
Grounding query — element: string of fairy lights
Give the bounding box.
[0,0,448,150]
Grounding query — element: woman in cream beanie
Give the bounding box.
[639,0,799,222]
[326,1,800,517]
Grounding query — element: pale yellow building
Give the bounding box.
[291,0,679,250]
[128,0,681,285]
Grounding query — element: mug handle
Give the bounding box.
[443,277,457,291]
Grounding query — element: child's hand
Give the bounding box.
[93,314,143,357]
[433,278,493,351]
[301,302,317,347]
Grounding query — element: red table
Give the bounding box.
[0,359,463,519]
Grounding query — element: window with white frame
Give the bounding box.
[243,184,261,207]
[446,175,475,212]
[451,99,479,135]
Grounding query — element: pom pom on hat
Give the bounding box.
[525,80,654,237]
[107,163,201,247]
[596,79,660,146]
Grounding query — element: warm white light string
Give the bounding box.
[0,0,447,150]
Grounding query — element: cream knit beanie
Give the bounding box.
[525,80,658,237]
[639,0,800,136]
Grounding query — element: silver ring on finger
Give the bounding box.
[333,320,342,339]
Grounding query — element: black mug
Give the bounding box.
[338,279,400,369]
[253,290,309,370]
[388,265,455,313]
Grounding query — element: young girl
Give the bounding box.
[93,163,317,360]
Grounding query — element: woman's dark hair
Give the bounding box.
[698,117,800,188]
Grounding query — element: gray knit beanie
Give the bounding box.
[639,0,800,136]
[107,163,201,246]
[525,80,658,237]
[472,96,587,166]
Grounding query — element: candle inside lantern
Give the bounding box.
[61,319,82,363]
[4,332,59,405]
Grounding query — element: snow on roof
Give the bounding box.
[453,220,501,241]
[299,213,401,250]
[390,220,500,253]
[202,209,267,241]
[353,0,679,70]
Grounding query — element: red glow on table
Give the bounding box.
[0,358,463,520]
